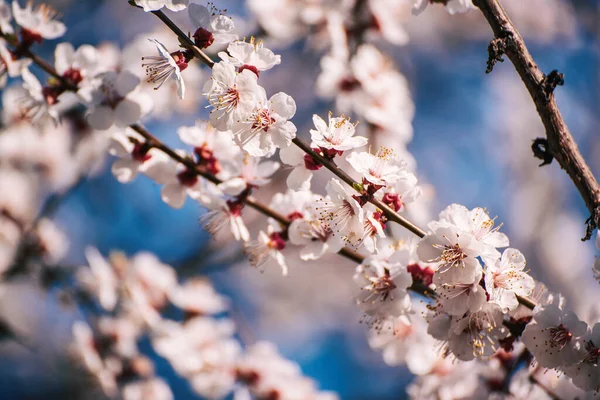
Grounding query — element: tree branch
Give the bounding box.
[473,0,600,241]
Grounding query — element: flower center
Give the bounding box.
[583,341,600,364]
[251,108,275,133]
[268,232,286,251]
[438,243,467,266]
[546,324,573,349]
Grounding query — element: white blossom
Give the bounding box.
[12,0,66,40]
[134,0,188,12]
[142,38,187,99]
[522,304,588,368]
[484,248,535,312]
[310,113,367,152]
[233,92,297,157]
[189,2,237,48]
[203,61,263,131]
[218,38,281,73]
[317,178,364,248]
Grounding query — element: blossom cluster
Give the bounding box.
[73,248,336,400]
[1,0,599,399]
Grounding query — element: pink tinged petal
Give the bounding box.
[111,159,140,183]
[269,92,296,120]
[108,136,134,158]
[563,312,588,337]
[141,152,176,184]
[87,106,115,130]
[211,61,237,87]
[218,178,247,196]
[535,304,562,327]
[210,14,235,34]
[175,70,185,99]
[161,183,187,209]
[299,241,328,260]
[275,251,288,276]
[188,3,210,26]
[115,71,140,97]
[226,41,253,65]
[54,42,74,75]
[165,0,189,12]
[487,231,510,248]
[256,161,280,179]
[279,145,304,166]
[114,99,142,127]
[312,114,328,133]
[286,166,312,191]
[270,121,296,148]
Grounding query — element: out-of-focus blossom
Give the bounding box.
[12,0,66,41]
[134,0,188,12]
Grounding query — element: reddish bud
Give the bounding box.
[239,64,260,77]
[268,232,286,251]
[287,211,304,221]
[382,192,402,212]
[63,68,83,85]
[193,28,214,49]
[406,263,434,286]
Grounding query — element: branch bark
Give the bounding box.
[473,0,600,241]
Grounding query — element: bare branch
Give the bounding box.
[473,0,600,241]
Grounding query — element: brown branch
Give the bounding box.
[473,0,600,241]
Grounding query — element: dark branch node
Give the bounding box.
[531,138,553,166]
[582,206,600,242]
[541,70,564,99]
[486,36,507,73]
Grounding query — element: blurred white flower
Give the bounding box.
[12,0,66,41]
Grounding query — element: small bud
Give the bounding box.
[193,27,214,49]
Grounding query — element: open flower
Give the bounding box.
[565,322,600,392]
[354,253,413,324]
[189,2,237,48]
[279,145,317,191]
[522,304,588,368]
[429,303,506,361]
[432,204,509,266]
[233,91,297,157]
[19,67,59,124]
[217,155,279,196]
[203,61,263,131]
[245,226,288,275]
[218,38,281,75]
[317,178,364,248]
[12,1,66,42]
[484,248,535,312]
[200,196,250,242]
[142,38,188,99]
[134,0,189,12]
[108,129,169,183]
[417,225,483,284]
[310,113,367,153]
[347,148,408,187]
[84,70,151,130]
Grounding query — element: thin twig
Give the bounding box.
[473,0,600,241]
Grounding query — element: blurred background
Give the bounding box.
[0,0,599,398]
